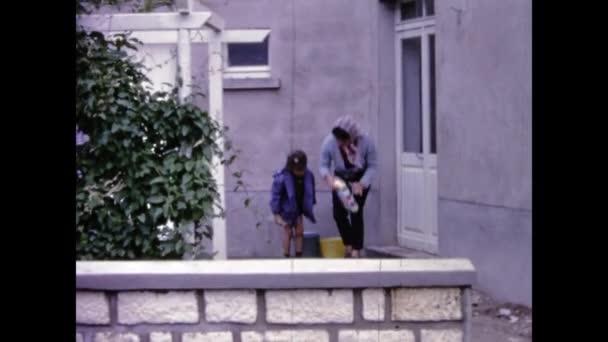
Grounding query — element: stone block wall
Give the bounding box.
[76,259,475,342]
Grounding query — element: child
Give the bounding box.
[270,150,317,257]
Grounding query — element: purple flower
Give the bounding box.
[76,128,90,146]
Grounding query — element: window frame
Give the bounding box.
[395,0,437,163]
[397,0,435,23]
[223,31,271,79]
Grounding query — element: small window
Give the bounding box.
[400,0,423,20]
[225,35,271,79]
[399,0,435,21]
[227,36,269,67]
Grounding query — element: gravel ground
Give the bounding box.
[471,289,532,342]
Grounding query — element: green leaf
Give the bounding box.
[181,126,190,136]
[185,161,195,172]
[116,99,131,108]
[150,177,164,184]
[152,208,163,220]
[184,190,195,201]
[160,244,172,257]
[142,239,151,252]
[137,214,146,223]
[148,196,164,204]
[180,144,193,158]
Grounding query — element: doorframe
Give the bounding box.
[394,2,438,253]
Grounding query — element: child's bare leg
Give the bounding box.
[283,226,292,257]
[295,216,304,257]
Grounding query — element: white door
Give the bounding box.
[395,1,437,254]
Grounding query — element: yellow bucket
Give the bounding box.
[320,237,345,258]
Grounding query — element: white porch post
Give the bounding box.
[208,31,227,260]
[176,28,194,246]
[177,28,192,101]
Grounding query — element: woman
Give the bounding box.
[319,116,377,258]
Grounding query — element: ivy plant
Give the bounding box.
[76,26,241,260]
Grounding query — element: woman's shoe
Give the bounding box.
[344,247,353,258]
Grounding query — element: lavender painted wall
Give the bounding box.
[198,0,395,257]
[84,0,531,306]
[435,0,532,306]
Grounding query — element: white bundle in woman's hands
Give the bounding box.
[332,177,359,213]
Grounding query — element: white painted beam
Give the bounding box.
[190,29,270,43]
[222,29,270,43]
[77,12,212,31]
[205,13,225,32]
[207,31,227,260]
[175,0,193,14]
[112,30,178,44]
[105,29,269,45]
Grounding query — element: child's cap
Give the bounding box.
[286,150,307,172]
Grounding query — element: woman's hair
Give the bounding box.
[332,126,351,141]
[286,150,308,172]
[333,115,362,140]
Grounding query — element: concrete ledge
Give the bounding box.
[223,77,281,90]
[367,246,438,259]
[76,259,476,290]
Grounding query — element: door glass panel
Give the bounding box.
[429,34,436,154]
[402,37,422,153]
[425,0,435,16]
